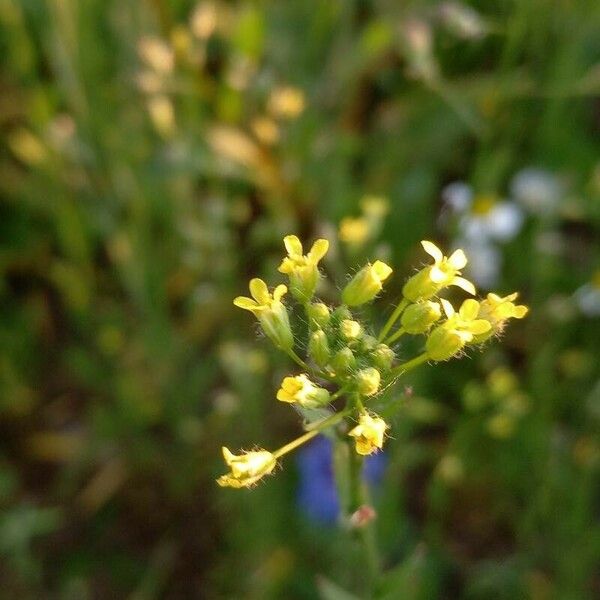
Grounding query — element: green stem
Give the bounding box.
[287,339,336,383]
[331,386,350,401]
[286,348,309,370]
[385,326,406,345]
[272,409,350,458]
[378,299,409,342]
[347,438,381,596]
[389,353,429,379]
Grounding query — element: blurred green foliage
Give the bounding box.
[1,0,599,597]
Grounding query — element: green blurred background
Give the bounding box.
[1,0,599,598]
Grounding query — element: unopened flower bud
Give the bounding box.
[307,302,331,329]
[401,301,442,334]
[340,319,362,341]
[425,326,464,361]
[331,347,356,375]
[331,305,352,325]
[356,367,381,396]
[372,344,395,371]
[342,261,393,306]
[360,335,378,351]
[308,329,330,367]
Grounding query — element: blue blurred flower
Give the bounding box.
[296,435,387,524]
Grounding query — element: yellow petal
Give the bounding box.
[222,447,235,464]
[372,260,393,281]
[421,240,443,263]
[308,239,329,263]
[513,305,529,318]
[217,474,244,488]
[469,319,492,334]
[249,278,270,304]
[276,389,294,402]
[451,276,476,295]
[440,298,455,319]
[233,296,261,311]
[278,257,295,274]
[273,284,288,302]
[430,265,446,283]
[283,235,303,256]
[459,299,480,321]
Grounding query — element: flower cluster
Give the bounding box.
[218,237,527,488]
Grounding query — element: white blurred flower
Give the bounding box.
[510,168,562,215]
[456,239,502,288]
[438,2,489,40]
[442,181,473,213]
[574,271,600,317]
[441,184,524,289]
[460,198,524,244]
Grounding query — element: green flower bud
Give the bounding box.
[402,268,439,303]
[425,326,464,361]
[331,347,356,375]
[360,335,379,351]
[258,306,294,351]
[331,305,352,325]
[307,302,331,329]
[372,344,395,371]
[340,319,362,341]
[342,261,393,306]
[401,301,442,334]
[309,329,331,367]
[356,367,381,396]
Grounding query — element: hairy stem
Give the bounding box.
[378,298,409,342]
[273,409,350,458]
[389,352,429,379]
[385,326,406,345]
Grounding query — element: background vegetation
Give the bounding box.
[1,0,599,597]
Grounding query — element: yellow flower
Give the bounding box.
[276,374,330,409]
[342,261,393,306]
[339,197,389,248]
[278,235,329,302]
[473,292,528,342]
[360,195,389,219]
[348,412,388,455]
[268,86,305,119]
[339,216,370,245]
[403,240,476,302]
[481,292,528,323]
[233,278,293,350]
[426,299,491,361]
[217,447,277,488]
